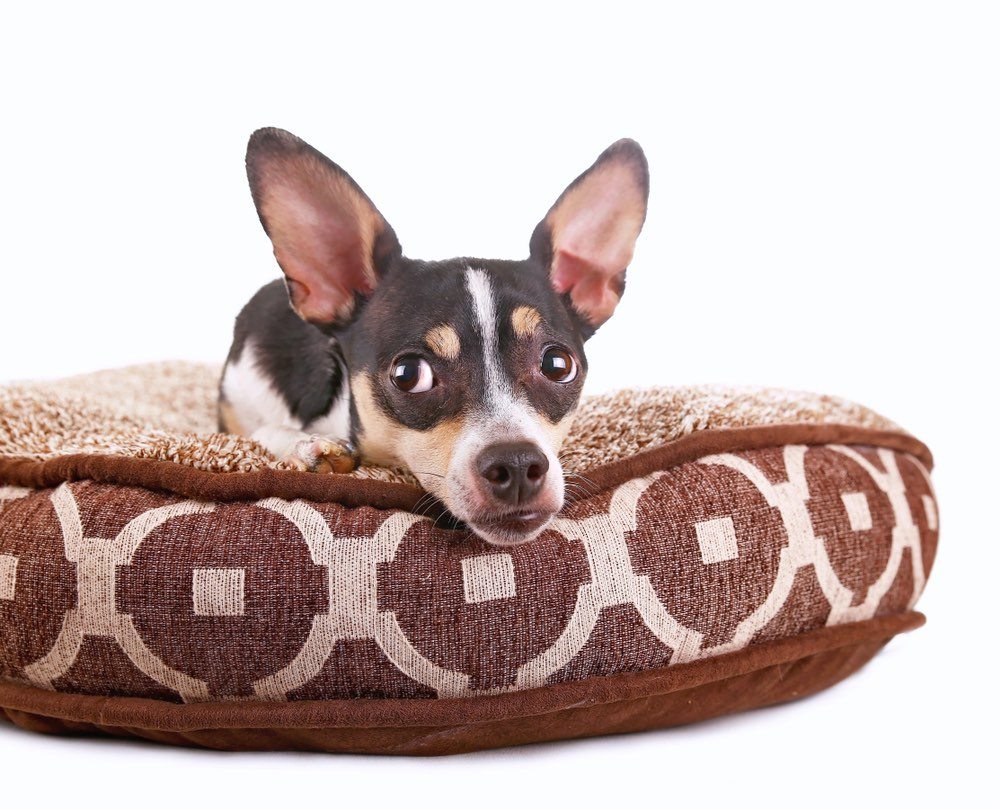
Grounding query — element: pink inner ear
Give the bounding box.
[257,155,383,325]
[267,181,376,324]
[546,162,646,327]
[550,251,627,327]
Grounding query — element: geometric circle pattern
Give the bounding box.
[0,443,937,703]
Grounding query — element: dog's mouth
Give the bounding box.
[406,489,558,546]
[466,509,556,546]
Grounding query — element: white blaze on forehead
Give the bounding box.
[465,268,510,405]
[461,266,563,449]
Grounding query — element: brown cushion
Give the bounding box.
[0,364,938,754]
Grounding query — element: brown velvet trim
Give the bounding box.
[568,424,932,500]
[0,453,425,511]
[0,611,923,756]
[3,639,892,755]
[0,424,932,509]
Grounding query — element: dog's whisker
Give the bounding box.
[411,469,445,479]
[411,491,439,519]
[563,472,599,499]
[563,485,590,501]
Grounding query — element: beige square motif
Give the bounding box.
[922,494,938,531]
[461,553,517,604]
[192,568,245,616]
[841,492,873,532]
[695,517,739,564]
[0,554,17,601]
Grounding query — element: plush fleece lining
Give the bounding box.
[0,362,905,487]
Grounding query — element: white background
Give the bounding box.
[1,2,997,805]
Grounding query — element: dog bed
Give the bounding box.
[0,363,937,754]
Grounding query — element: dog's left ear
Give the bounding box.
[529,139,649,333]
[246,127,401,327]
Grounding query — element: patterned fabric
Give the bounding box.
[0,443,937,703]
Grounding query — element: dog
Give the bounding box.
[219,128,648,546]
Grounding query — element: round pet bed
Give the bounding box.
[0,363,938,754]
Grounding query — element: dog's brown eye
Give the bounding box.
[540,347,577,383]
[391,355,435,393]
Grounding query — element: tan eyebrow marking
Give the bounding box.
[425,324,461,360]
[511,305,543,339]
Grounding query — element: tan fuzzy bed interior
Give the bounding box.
[0,362,900,485]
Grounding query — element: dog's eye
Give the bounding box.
[540,347,577,383]
[391,355,435,393]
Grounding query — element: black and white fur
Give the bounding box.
[220,128,648,545]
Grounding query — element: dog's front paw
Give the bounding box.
[286,437,359,474]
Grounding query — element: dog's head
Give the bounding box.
[246,128,648,545]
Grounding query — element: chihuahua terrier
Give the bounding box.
[219,128,648,545]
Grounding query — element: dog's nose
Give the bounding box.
[477,442,549,506]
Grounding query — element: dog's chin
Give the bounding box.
[466,511,556,547]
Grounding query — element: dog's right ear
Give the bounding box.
[529,139,648,335]
[246,128,401,327]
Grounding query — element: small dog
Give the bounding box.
[220,128,648,545]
